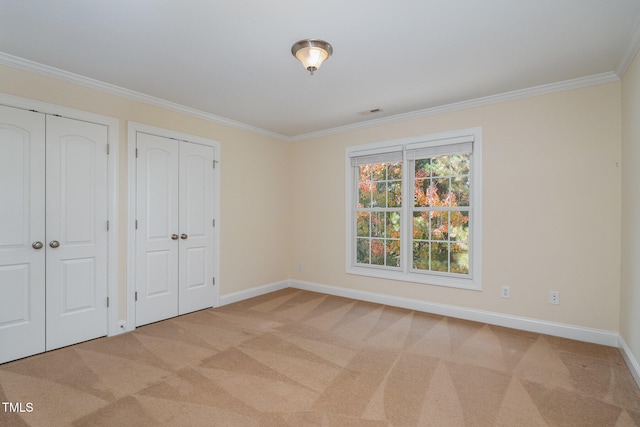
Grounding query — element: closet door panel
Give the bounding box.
[179,142,215,314]
[135,133,179,326]
[0,106,46,364]
[45,115,109,350]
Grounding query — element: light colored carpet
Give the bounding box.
[1,288,639,426]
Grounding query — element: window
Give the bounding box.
[346,128,482,290]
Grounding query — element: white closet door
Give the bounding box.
[0,106,46,364]
[45,115,109,350]
[178,141,215,314]
[135,133,179,326]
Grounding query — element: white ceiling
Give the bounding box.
[1,0,639,140]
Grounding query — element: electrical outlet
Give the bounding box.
[298,262,303,271]
[549,291,560,305]
[501,285,510,299]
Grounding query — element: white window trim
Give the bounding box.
[345,127,482,291]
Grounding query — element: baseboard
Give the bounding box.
[289,279,620,347]
[107,321,130,337]
[208,279,637,384]
[217,279,619,347]
[619,335,640,388]
[218,280,290,306]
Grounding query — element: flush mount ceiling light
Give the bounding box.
[291,39,333,75]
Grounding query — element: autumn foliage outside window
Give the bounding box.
[412,154,470,274]
[355,154,471,275]
[348,128,480,289]
[356,162,402,267]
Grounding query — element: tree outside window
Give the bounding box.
[347,128,481,290]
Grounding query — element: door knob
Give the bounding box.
[171,234,179,240]
[180,234,188,240]
[32,241,44,249]
[49,240,60,248]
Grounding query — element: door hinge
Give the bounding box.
[212,277,215,286]
[135,291,138,302]
[107,297,110,308]
[136,148,139,158]
[212,219,215,227]
[106,220,110,231]
[135,220,138,230]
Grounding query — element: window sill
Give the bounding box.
[346,265,482,291]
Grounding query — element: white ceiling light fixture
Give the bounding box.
[291,39,333,75]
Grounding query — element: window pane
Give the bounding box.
[371,239,385,265]
[355,161,403,270]
[451,176,470,207]
[415,158,431,178]
[372,182,387,207]
[431,242,449,272]
[435,177,450,206]
[357,238,370,264]
[386,212,401,239]
[414,178,430,207]
[410,151,472,275]
[358,165,371,208]
[451,243,469,274]
[416,153,472,209]
[358,181,372,208]
[386,240,400,267]
[450,211,469,242]
[430,211,448,240]
[413,241,429,270]
[372,163,386,181]
[388,162,402,180]
[388,180,402,207]
[413,211,429,240]
[356,212,370,237]
[432,155,451,175]
[371,212,385,237]
[450,154,470,176]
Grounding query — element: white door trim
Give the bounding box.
[0,92,121,337]
[127,122,221,331]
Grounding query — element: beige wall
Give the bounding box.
[0,62,625,335]
[621,50,640,364]
[291,82,622,331]
[0,64,292,320]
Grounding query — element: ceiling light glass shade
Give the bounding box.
[291,39,333,75]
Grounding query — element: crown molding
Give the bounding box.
[0,51,287,141]
[0,51,620,143]
[616,16,640,78]
[288,71,621,142]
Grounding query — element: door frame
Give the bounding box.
[0,92,121,337]
[127,122,221,330]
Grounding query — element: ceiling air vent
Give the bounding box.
[358,108,383,116]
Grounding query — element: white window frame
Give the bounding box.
[345,127,482,290]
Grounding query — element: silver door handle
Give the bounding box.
[180,234,188,240]
[32,241,43,249]
[49,240,60,248]
[171,234,179,240]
